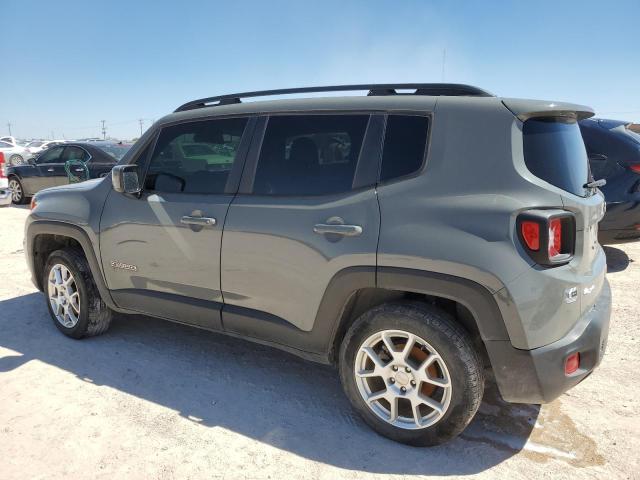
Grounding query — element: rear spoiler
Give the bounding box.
[502,98,595,122]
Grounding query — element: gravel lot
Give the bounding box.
[0,205,638,480]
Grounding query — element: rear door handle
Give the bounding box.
[47,168,54,172]
[313,224,363,237]
[180,216,217,226]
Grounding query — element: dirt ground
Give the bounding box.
[0,205,638,480]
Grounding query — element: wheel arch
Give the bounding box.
[326,266,514,363]
[27,220,118,311]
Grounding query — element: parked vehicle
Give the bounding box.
[579,118,640,244]
[25,140,66,155]
[24,84,610,446]
[0,153,12,206]
[0,139,31,166]
[6,141,129,204]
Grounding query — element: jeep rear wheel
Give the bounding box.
[44,248,112,338]
[339,302,484,446]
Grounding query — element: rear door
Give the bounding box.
[59,145,91,185]
[99,116,254,330]
[220,114,381,347]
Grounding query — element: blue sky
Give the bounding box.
[2,0,639,140]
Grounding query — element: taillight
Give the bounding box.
[630,164,640,174]
[548,218,562,258]
[517,210,575,266]
[0,152,5,178]
[30,197,37,210]
[521,221,540,250]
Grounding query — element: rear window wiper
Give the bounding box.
[584,178,606,189]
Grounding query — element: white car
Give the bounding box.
[25,140,66,155]
[0,153,12,206]
[0,139,30,165]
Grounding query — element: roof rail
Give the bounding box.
[174,83,494,112]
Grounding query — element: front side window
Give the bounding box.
[380,115,429,182]
[145,117,248,194]
[37,146,65,164]
[253,114,369,195]
[523,118,589,197]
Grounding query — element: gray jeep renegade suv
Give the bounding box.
[25,84,611,446]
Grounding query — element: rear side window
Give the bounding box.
[253,115,369,195]
[380,115,429,182]
[145,117,247,194]
[523,118,589,197]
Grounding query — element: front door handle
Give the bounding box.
[47,168,54,172]
[180,216,216,226]
[313,223,363,237]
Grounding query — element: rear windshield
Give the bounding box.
[95,143,131,161]
[523,118,589,197]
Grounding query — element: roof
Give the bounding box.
[156,83,594,125]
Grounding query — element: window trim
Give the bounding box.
[376,112,433,187]
[238,111,381,197]
[35,145,66,165]
[135,115,256,197]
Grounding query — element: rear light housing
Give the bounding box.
[517,210,576,266]
[629,164,640,174]
[0,152,5,178]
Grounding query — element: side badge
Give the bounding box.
[564,287,578,304]
[111,261,138,272]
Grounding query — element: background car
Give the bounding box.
[25,140,66,155]
[0,139,31,166]
[580,118,640,244]
[0,152,12,206]
[6,141,130,204]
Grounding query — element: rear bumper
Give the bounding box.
[486,278,611,404]
[0,180,11,206]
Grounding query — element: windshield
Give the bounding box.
[95,143,131,161]
[27,141,44,148]
[523,117,589,197]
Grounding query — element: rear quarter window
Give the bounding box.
[523,118,589,197]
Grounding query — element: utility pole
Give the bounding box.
[101,120,106,140]
[441,48,446,82]
[138,118,144,136]
[7,122,12,136]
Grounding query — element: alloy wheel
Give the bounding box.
[354,330,452,430]
[47,264,81,328]
[8,179,22,203]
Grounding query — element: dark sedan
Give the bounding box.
[6,141,131,204]
[580,118,640,244]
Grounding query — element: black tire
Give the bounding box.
[43,248,112,339]
[8,176,28,205]
[339,302,484,446]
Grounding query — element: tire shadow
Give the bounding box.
[0,292,540,476]
[603,246,632,273]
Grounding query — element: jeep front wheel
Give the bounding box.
[44,248,112,338]
[339,302,484,446]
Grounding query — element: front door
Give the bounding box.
[23,145,66,194]
[220,114,381,346]
[99,116,253,330]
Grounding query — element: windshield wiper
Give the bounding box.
[584,178,606,189]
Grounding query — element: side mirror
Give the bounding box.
[112,164,141,194]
